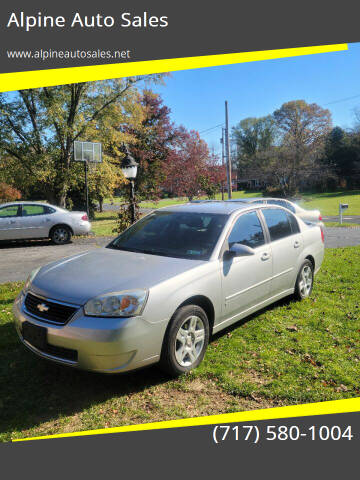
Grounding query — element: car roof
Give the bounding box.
[226,197,265,203]
[158,201,260,215]
[0,201,56,208]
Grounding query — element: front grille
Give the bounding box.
[24,292,79,325]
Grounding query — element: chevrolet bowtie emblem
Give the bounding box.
[37,303,49,313]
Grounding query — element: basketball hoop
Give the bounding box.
[73,141,103,217]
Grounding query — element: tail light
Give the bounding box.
[319,214,322,221]
[81,214,89,221]
[320,226,324,243]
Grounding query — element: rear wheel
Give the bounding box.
[160,305,209,376]
[294,260,314,300]
[50,225,72,245]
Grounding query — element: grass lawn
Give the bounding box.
[105,189,360,216]
[299,190,360,216]
[91,211,118,236]
[0,246,359,442]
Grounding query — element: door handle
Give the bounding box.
[10,220,16,224]
[261,252,270,261]
[294,240,300,248]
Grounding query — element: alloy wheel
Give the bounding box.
[299,264,313,297]
[53,227,69,244]
[174,315,206,367]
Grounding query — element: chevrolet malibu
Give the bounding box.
[13,202,324,375]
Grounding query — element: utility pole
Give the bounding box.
[225,101,232,199]
[220,128,225,200]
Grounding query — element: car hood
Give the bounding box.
[31,247,205,305]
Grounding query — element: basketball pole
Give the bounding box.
[84,160,89,218]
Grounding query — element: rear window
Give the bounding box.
[287,211,300,234]
[262,208,292,241]
[22,205,54,216]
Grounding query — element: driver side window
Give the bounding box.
[228,211,265,249]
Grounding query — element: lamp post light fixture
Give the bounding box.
[120,144,139,224]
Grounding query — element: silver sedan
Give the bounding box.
[0,202,91,244]
[13,201,324,375]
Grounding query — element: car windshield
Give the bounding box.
[108,211,228,260]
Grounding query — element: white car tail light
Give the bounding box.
[320,226,324,243]
[81,214,89,221]
[319,214,322,221]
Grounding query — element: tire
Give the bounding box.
[293,259,314,300]
[50,225,72,245]
[160,305,210,376]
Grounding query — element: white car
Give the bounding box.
[228,198,322,224]
[0,202,91,244]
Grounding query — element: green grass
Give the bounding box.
[299,190,360,216]
[90,211,118,236]
[105,189,360,215]
[1,247,359,442]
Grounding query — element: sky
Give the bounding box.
[152,42,360,154]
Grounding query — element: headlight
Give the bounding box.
[24,267,41,292]
[84,290,148,317]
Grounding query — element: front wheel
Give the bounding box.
[160,305,210,376]
[50,225,72,245]
[294,260,314,300]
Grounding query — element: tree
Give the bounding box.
[162,129,223,201]
[271,100,332,195]
[0,75,164,207]
[123,91,179,201]
[232,116,278,159]
[323,127,360,188]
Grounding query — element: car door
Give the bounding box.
[0,204,22,240]
[18,204,53,239]
[260,207,303,295]
[221,210,273,320]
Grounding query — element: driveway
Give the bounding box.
[0,236,112,283]
[0,227,359,284]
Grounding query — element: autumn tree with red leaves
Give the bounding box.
[162,128,225,201]
[127,91,179,200]
[0,183,21,202]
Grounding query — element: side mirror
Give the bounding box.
[228,243,255,257]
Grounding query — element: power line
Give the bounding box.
[198,123,224,135]
[323,94,360,106]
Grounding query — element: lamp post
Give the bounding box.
[120,144,138,224]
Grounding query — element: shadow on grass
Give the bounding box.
[0,321,170,439]
[0,295,296,439]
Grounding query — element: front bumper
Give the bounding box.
[13,291,168,373]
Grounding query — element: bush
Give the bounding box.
[261,185,287,198]
[0,183,21,202]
